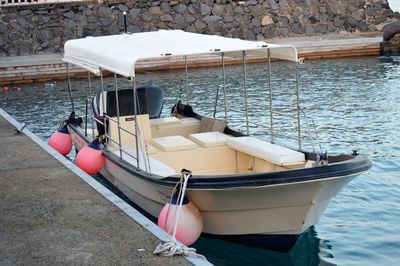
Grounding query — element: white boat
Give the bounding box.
[62,30,371,251]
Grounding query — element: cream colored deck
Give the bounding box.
[107,114,308,176]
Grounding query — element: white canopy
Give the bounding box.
[63,30,298,78]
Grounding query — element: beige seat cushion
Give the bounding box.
[152,135,197,152]
[189,132,230,147]
[227,137,305,165]
[150,117,181,127]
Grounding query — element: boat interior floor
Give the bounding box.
[106,114,312,176]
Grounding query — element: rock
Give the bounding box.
[382,21,400,41]
[261,15,274,26]
[9,20,22,31]
[347,17,357,26]
[248,4,263,17]
[108,24,120,35]
[327,1,339,15]
[129,9,141,19]
[269,0,279,11]
[194,21,207,30]
[98,7,111,18]
[174,4,187,14]
[161,2,172,13]
[19,10,32,16]
[87,15,97,23]
[333,17,344,27]
[315,23,327,34]
[19,41,31,55]
[204,16,221,25]
[212,5,225,16]
[0,23,7,34]
[374,15,387,25]
[34,10,48,15]
[127,25,141,33]
[252,18,261,28]
[292,23,304,34]
[305,25,316,36]
[117,4,129,12]
[277,16,289,24]
[184,14,196,24]
[39,30,53,42]
[83,8,93,16]
[243,29,255,40]
[368,24,377,32]
[394,12,400,20]
[175,14,187,28]
[366,5,376,16]
[224,14,234,23]
[161,14,174,22]
[1,13,17,23]
[149,6,162,16]
[188,5,196,15]
[101,18,113,27]
[8,31,23,42]
[78,15,88,25]
[279,27,290,37]
[200,3,212,16]
[309,16,318,24]
[327,21,335,32]
[77,26,84,37]
[64,11,75,19]
[17,17,27,28]
[142,13,152,22]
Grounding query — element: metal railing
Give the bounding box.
[0,0,84,6]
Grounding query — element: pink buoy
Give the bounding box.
[75,139,105,175]
[158,197,203,246]
[48,126,72,156]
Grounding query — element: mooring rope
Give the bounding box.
[153,170,205,259]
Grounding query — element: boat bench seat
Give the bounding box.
[112,149,176,177]
[227,137,305,165]
[151,135,197,152]
[150,117,181,128]
[189,131,230,147]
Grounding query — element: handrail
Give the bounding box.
[0,0,85,7]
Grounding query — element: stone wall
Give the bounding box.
[0,0,398,56]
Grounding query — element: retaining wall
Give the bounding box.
[0,0,398,56]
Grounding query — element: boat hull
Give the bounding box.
[69,125,367,251]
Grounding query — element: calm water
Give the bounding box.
[1,56,399,265]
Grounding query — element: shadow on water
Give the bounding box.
[192,227,332,266]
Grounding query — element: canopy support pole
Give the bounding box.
[184,56,190,105]
[113,73,123,159]
[132,77,139,169]
[66,63,75,112]
[222,53,227,122]
[267,49,274,143]
[100,70,106,118]
[242,51,249,135]
[296,62,302,151]
[88,72,95,139]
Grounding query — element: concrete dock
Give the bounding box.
[0,34,383,86]
[0,110,207,265]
